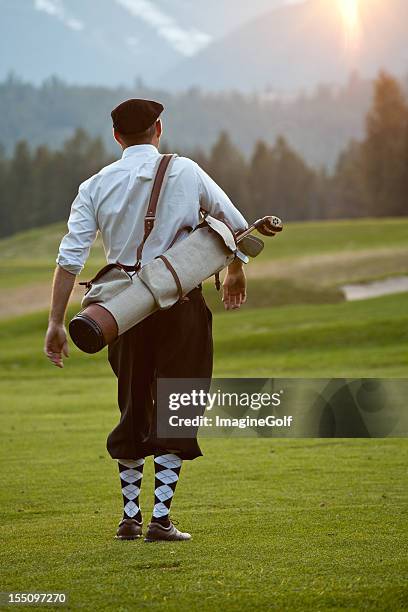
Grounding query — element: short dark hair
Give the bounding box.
[117,122,156,146]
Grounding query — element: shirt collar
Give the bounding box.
[122,144,159,159]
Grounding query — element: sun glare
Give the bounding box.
[337,0,361,49]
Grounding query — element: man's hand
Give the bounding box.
[44,322,69,368]
[44,265,76,368]
[222,260,247,310]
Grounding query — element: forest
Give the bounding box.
[0,72,407,239]
[0,71,380,167]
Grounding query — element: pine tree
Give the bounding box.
[248,140,275,219]
[362,72,408,216]
[331,140,369,218]
[31,145,53,227]
[7,141,33,234]
[271,136,316,221]
[208,132,250,217]
[0,143,8,237]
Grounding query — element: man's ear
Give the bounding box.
[156,119,162,139]
[113,128,124,147]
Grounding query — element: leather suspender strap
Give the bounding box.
[135,153,174,269]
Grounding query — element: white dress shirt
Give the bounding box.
[56,144,248,275]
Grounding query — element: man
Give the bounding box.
[44,99,247,542]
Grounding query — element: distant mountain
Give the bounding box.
[2,0,406,93]
[160,0,408,92]
[0,0,179,85]
[0,0,286,87]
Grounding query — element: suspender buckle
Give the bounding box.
[144,218,154,233]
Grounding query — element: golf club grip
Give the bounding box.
[236,215,283,241]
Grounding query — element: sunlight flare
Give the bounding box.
[337,0,361,50]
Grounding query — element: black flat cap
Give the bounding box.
[111,98,164,134]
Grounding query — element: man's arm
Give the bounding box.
[45,178,98,367]
[44,266,76,368]
[55,179,98,275]
[194,163,248,310]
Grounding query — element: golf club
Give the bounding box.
[238,235,265,258]
[236,216,283,241]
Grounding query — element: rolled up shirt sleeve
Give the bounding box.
[194,163,248,232]
[56,179,98,275]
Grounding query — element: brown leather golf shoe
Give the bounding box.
[115,518,143,540]
[144,520,192,542]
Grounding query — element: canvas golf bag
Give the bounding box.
[69,154,238,354]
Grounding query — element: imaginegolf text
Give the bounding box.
[168,415,294,429]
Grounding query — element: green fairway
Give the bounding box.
[0,413,406,611]
[1,217,408,610]
[1,217,408,290]
[1,217,407,263]
[2,218,408,323]
[1,292,408,610]
[257,217,408,261]
[1,293,407,380]
[213,293,408,377]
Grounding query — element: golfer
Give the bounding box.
[44,99,247,542]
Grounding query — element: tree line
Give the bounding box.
[0,72,407,239]
[0,71,379,168]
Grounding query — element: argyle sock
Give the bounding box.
[118,458,145,522]
[152,453,183,527]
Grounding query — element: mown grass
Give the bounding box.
[0,297,407,610]
[1,217,408,289]
[1,293,407,380]
[1,217,407,263]
[203,279,343,312]
[1,219,408,610]
[257,217,408,261]
[0,392,407,610]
